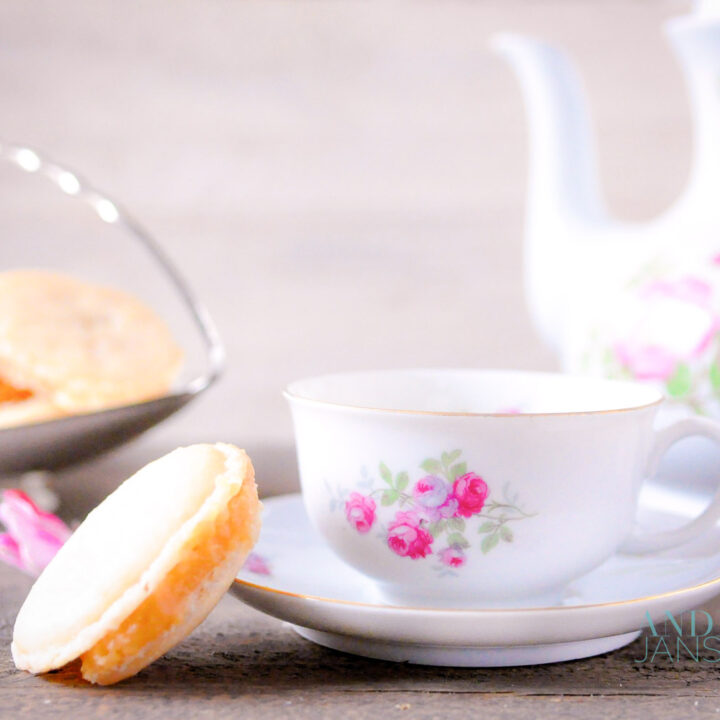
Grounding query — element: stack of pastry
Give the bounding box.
[0,269,183,428]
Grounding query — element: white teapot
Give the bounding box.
[495,1,720,421]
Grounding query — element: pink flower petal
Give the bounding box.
[244,552,271,576]
[0,533,23,572]
[0,489,72,576]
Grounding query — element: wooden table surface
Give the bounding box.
[2,560,720,719]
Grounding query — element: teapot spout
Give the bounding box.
[492,33,606,226]
[667,7,720,212]
[493,34,608,352]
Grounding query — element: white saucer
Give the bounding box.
[231,493,720,666]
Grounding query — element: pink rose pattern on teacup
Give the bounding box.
[345,492,376,533]
[387,511,434,559]
[453,472,489,518]
[412,475,458,521]
[343,450,534,570]
[438,545,466,568]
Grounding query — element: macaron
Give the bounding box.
[12,443,261,685]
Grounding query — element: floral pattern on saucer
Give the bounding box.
[340,450,535,570]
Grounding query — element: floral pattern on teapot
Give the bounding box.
[341,450,535,571]
[574,253,720,416]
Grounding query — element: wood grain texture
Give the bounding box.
[2,560,720,719]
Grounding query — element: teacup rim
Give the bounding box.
[283,368,664,418]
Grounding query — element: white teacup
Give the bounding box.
[285,369,720,607]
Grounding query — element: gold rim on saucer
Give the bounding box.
[233,571,720,614]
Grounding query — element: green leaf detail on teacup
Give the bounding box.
[474,499,534,550]
[448,517,465,531]
[420,458,443,474]
[446,532,470,549]
[481,533,499,554]
[342,450,536,570]
[441,450,461,466]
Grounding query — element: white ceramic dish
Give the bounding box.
[232,493,720,667]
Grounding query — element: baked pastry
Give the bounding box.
[0,269,183,428]
[12,443,261,685]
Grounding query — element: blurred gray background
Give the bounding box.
[0,1,692,514]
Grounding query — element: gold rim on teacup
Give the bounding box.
[284,369,663,418]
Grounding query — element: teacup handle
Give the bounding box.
[622,417,720,554]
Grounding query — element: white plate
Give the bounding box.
[231,493,720,666]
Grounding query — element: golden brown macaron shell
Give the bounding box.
[12,443,261,684]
